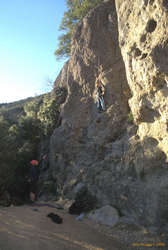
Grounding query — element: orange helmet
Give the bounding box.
[30,160,39,166]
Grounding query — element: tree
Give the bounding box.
[0,100,42,202]
[55,0,104,59]
[37,94,60,136]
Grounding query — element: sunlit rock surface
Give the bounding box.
[42,0,168,230]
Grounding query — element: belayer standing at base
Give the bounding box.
[28,155,47,203]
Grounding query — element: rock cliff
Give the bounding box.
[43,0,168,231]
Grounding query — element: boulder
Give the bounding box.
[87,205,119,227]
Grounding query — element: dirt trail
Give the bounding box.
[1,202,167,250]
[0,202,129,250]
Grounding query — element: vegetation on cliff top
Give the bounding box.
[55,0,104,59]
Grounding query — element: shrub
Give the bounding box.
[127,111,134,123]
[69,186,97,214]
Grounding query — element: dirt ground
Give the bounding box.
[0,201,167,250]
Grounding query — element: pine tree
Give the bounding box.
[55,0,104,60]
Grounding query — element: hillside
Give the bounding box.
[0,90,65,205]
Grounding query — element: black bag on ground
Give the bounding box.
[47,213,63,224]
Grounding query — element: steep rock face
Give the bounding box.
[115,0,168,229]
[116,0,168,156]
[46,0,168,230]
[49,1,131,204]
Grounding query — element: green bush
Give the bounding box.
[37,94,60,136]
[127,111,134,123]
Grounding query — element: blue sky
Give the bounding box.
[0,0,67,103]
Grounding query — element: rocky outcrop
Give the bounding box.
[115,0,168,156]
[42,0,168,231]
[48,0,131,203]
[115,0,168,230]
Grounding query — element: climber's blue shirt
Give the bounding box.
[30,165,40,181]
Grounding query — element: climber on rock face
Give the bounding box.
[28,154,47,203]
[95,76,105,112]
